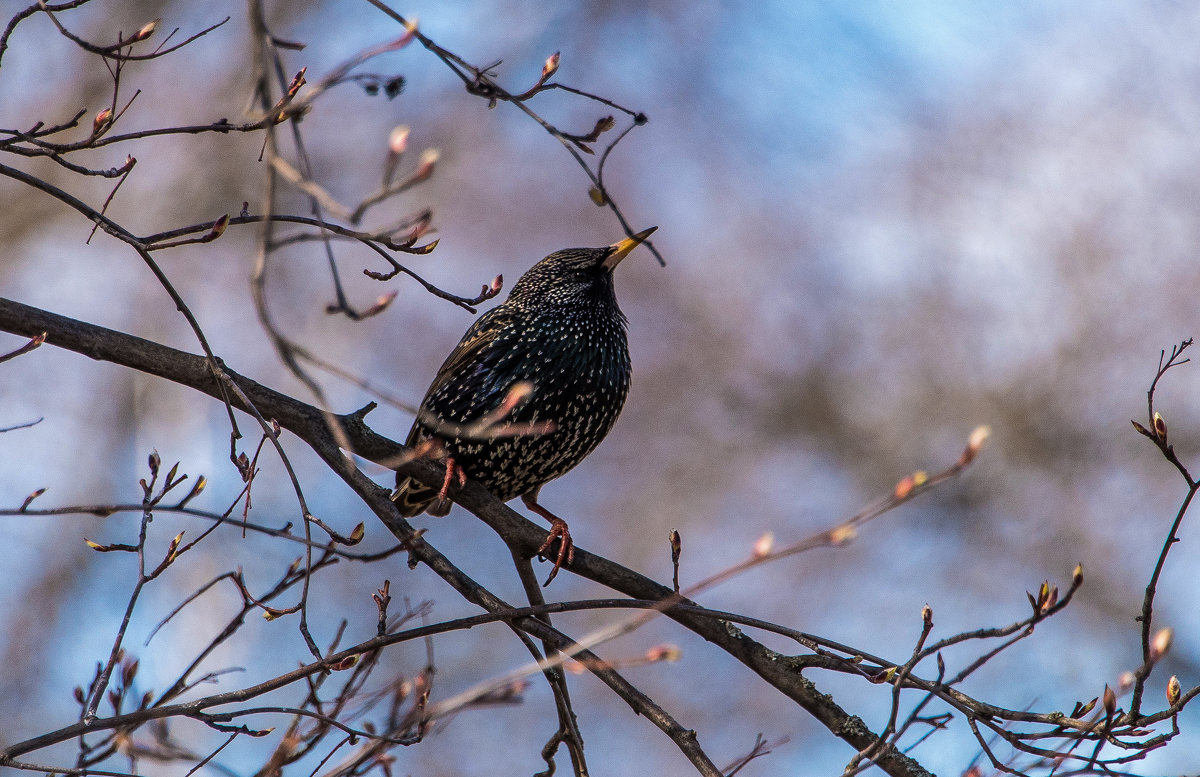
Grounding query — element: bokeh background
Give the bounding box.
[3,1,1200,774]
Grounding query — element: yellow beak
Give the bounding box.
[603,226,658,270]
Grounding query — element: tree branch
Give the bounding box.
[0,295,932,777]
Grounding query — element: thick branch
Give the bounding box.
[0,296,931,777]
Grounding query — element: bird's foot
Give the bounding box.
[437,457,466,502]
[522,493,576,586]
[536,517,574,586]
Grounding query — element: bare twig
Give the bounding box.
[0,331,45,363]
[1129,340,1197,720]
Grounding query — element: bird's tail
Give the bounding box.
[391,475,452,517]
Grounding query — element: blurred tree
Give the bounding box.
[2,2,1200,776]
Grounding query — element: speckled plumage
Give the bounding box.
[392,229,655,528]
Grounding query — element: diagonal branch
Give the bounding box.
[0,296,932,777]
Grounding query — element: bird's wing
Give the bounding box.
[396,306,526,513]
[407,305,523,442]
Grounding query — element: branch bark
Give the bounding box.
[0,296,932,777]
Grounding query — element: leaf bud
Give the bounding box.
[829,524,857,546]
[1150,627,1173,661]
[1167,675,1181,706]
[645,644,681,663]
[93,108,113,134]
[542,51,560,80]
[416,148,439,179]
[132,19,159,42]
[753,532,774,558]
[388,125,410,156]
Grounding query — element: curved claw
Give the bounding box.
[537,517,574,586]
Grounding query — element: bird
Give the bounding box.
[392,227,657,584]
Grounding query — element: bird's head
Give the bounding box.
[506,227,657,310]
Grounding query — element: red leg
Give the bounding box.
[521,492,574,586]
[437,457,466,502]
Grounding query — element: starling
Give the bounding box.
[393,227,657,583]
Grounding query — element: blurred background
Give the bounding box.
[3,1,1200,774]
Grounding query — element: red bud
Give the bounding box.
[542,51,560,80]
